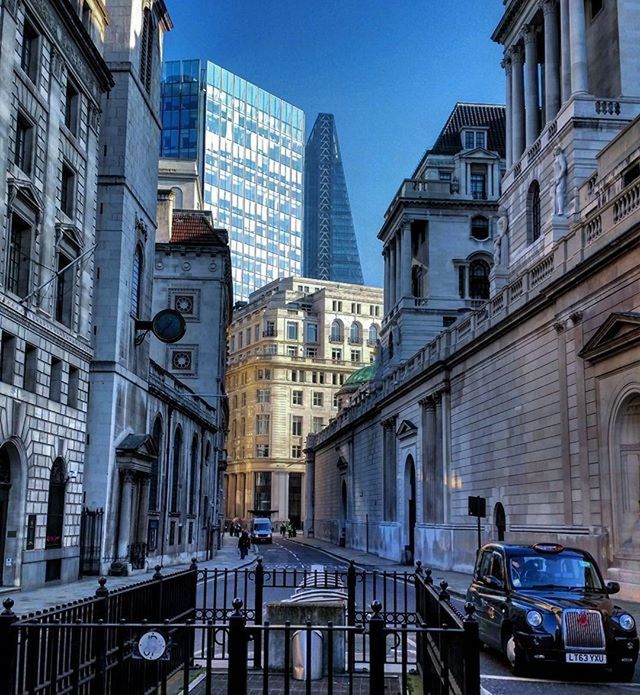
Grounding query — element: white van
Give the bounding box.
[250,517,273,544]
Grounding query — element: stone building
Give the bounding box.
[380,102,505,366]
[83,0,174,575]
[0,0,111,588]
[307,0,640,596]
[226,278,382,529]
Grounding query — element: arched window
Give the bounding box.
[469,259,490,299]
[45,459,66,549]
[349,322,361,344]
[188,434,198,515]
[170,426,182,513]
[149,416,162,512]
[368,324,378,345]
[471,216,490,241]
[139,6,155,95]
[131,245,143,318]
[527,181,541,243]
[330,320,342,342]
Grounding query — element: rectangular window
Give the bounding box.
[238,331,243,348]
[256,388,270,403]
[241,418,246,436]
[169,521,176,545]
[286,321,298,340]
[438,170,452,182]
[470,164,487,201]
[287,345,297,357]
[254,472,271,510]
[65,79,80,135]
[351,350,361,363]
[256,368,272,380]
[332,300,343,312]
[465,131,475,149]
[306,322,318,342]
[331,349,342,361]
[24,343,37,392]
[245,328,251,345]
[254,324,260,341]
[255,443,270,458]
[305,347,318,358]
[21,16,39,83]
[311,371,324,384]
[241,392,247,407]
[61,164,76,217]
[14,114,33,175]
[55,252,74,327]
[291,445,302,459]
[68,366,79,408]
[7,213,32,297]
[312,392,324,407]
[264,320,276,337]
[292,415,303,437]
[333,393,339,408]
[0,333,16,385]
[312,416,324,433]
[50,358,62,402]
[292,390,303,406]
[255,414,270,435]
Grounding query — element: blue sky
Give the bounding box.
[164,1,506,287]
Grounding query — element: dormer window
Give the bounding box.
[463,130,487,150]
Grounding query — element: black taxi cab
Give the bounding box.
[466,543,639,680]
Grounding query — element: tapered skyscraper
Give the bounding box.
[303,114,363,284]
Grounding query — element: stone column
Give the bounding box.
[304,448,315,536]
[502,56,513,168]
[383,250,390,314]
[543,0,561,120]
[394,234,402,308]
[420,398,436,523]
[511,45,525,161]
[560,0,571,102]
[400,221,412,299]
[463,264,470,299]
[433,394,444,524]
[569,0,589,95]
[117,471,134,560]
[524,25,540,146]
[388,240,396,308]
[137,477,151,543]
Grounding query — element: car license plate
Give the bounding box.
[566,653,607,664]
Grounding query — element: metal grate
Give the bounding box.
[562,609,606,650]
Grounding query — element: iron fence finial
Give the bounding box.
[190,557,198,570]
[153,565,163,580]
[464,602,477,622]
[439,580,450,601]
[1,597,15,615]
[95,576,108,598]
[232,597,243,615]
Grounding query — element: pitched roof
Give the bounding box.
[170,211,228,246]
[412,102,506,176]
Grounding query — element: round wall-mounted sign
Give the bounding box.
[152,309,186,344]
[138,630,167,661]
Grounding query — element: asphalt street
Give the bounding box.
[197,538,640,693]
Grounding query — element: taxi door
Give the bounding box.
[468,550,507,649]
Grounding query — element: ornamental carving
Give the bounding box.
[135,214,148,241]
[2,0,19,20]
[50,47,66,83]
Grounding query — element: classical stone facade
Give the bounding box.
[307,0,640,596]
[379,103,505,366]
[226,277,382,529]
[0,0,111,588]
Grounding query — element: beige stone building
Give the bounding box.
[225,277,382,528]
[306,0,640,596]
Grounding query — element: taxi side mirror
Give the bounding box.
[482,575,504,590]
[606,581,620,595]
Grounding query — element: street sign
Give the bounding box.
[135,631,170,661]
[468,496,486,518]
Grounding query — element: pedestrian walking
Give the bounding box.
[238,530,251,559]
[280,523,286,537]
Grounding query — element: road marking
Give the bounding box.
[481,674,640,687]
[481,686,495,695]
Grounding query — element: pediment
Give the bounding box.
[8,177,44,216]
[459,147,500,160]
[578,312,640,362]
[116,433,158,462]
[56,222,84,250]
[396,419,418,439]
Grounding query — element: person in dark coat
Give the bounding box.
[238,530,251,559]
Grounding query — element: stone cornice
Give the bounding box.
[492,0,529,44]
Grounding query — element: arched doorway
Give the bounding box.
[611,393,640,558]
[405,456,416,563]
[494,502,506,541]
[0,440,25,587]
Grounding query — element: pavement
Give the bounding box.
[1,534,255,617]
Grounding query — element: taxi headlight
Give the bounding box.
[619,613,635,631]
[526,610,543,628]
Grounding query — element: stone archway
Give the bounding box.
[0,439,26,587]
[404,455,416,563]
[611,393,640,560]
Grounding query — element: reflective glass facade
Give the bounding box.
[303,113,363,285]
[161,60,305,302]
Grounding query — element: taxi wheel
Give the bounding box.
[613,663,636,682]
[505,634,528,677]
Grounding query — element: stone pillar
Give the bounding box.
[388,240,396,308]
[433,394,444,524]
[543,0,561,120]
[420,398,436,523]
[510,46,525,161]
[400,221,412,299]
[117,471,134,560]
[394,235,401,308]
[569,0,589,95]
[463,264,470,299]
[560,0,571,102]
[524,25,540,146]
[304,448,315,536]
[502,56,513,168]
[137,477,151,543]
[383,250,390,314]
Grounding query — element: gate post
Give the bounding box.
[462,603,480,695]
[368,601,385,695]
[153,565,163,622]
[93,577,109,695]
[253,557,264,669]
[0,598,19,694]
[347,561,356,671]
[227,598,248,695]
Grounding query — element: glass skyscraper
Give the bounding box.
[303,113,363,285]
[161,60,305,301]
